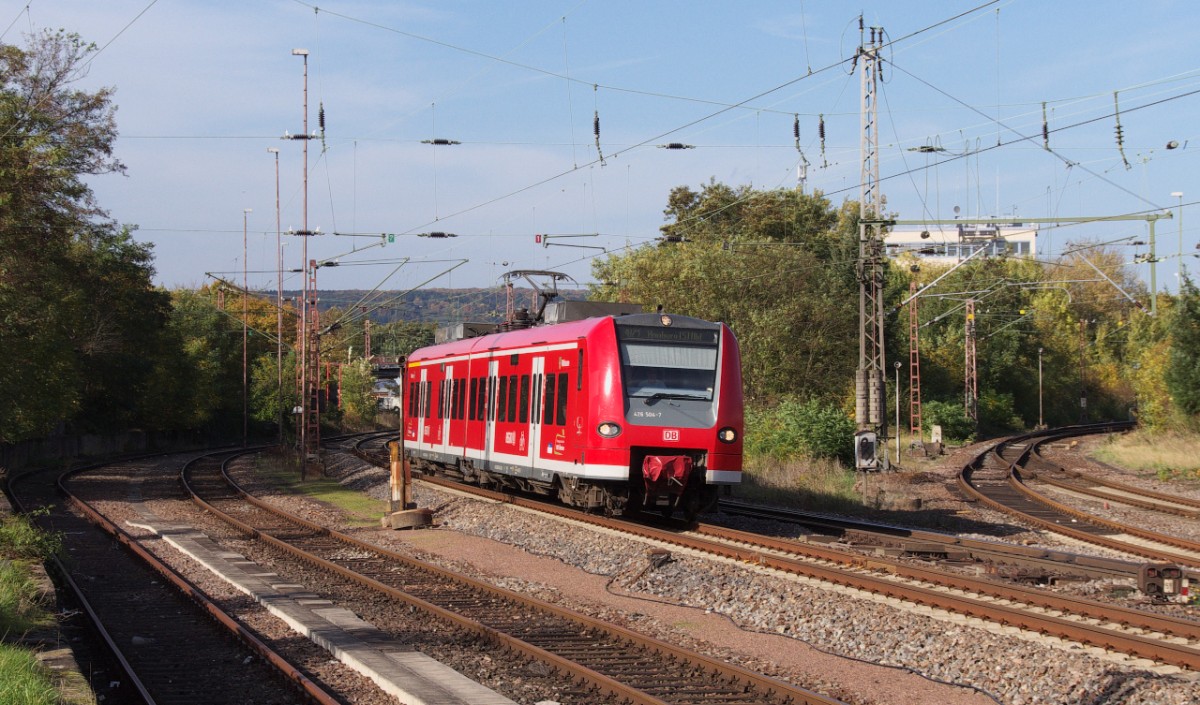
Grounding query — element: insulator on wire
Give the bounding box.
[818,114,828,168]
[793,114,800,142]
[1041,102,1049,150]
[593,110,606,166]
[318,102,327,153]
[1113,91,1131,170]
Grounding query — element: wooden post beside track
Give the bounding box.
[383,440,432,530]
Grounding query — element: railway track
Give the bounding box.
[187,449,845,705]
[348,438,1200,671]
[959,423,1200,570]
[6,454,339,705]
[1028,443,1200,519]
[715,498,1145,582]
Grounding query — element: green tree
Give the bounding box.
[1166,276,1200,421]
[337,358,376,426]
[591,181,859,403]
[0,30,137,442]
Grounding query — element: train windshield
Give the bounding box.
[616,325,719,400]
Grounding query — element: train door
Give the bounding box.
[440,366,453,451]
[484,358,499,469]
[416,366,430,452]
[526,356,545,473]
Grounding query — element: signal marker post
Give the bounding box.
[383,439,432,530]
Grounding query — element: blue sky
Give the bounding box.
[7,1,1199,301]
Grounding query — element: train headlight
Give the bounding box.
[717,427,738,444]
[597,422,622,438]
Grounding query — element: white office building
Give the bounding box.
[883,224,1037,263]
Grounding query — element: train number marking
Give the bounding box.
[663,429,680,442]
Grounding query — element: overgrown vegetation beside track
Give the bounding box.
[1094,428,1200,482]
[735,455,861,512]
[0,513,61,705]
[252,455,387,527]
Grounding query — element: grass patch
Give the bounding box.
[0,644,57,705]
[1094,429,1200,483]
[254,456,387,527]
[0,513,61,561]
[0,562,49,637]
[734,454,863,513]
[0,513,59,705]
[0,513,58,637]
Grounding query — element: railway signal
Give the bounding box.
[1138,563,1183,599]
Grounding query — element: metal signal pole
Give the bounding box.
[965,299,977,423]
[284,48,321,476]
[908,277,923,446]
[268,147,283,450]
[242,207,252,447]
[855,23,888,471]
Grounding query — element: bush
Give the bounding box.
[746,398,855,463]
[922,399,976,443]
[978,390,1025,435]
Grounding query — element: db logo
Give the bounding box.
[662,429,680,442]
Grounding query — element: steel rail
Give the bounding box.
[187,450,845,705]
[6,453,343,705]
[6,461,158,705]
[959,424,1200,569]
[716,497,1142,580]
[391,461,1200,669]
[1026,448,1200,517]
[62,455,344,705]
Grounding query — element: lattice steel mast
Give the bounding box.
[855,23,889,470]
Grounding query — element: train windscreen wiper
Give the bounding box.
[647,392,710,401]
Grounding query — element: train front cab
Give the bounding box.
[593,313,744,519]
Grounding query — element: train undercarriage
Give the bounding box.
[411,454,720,522]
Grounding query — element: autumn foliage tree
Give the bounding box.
[0,30,171,442]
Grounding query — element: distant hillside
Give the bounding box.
[281,287,589,325]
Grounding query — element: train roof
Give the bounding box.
[409,312,723,363]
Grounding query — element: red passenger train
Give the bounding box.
[402,307,743,519]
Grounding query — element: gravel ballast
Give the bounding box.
[297,448,1200,705]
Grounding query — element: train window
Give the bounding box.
[556,372,568,426]
[577,349,584,391]
[437,381,444,419]
[408,381,416,416]
[452,380,460,420]
[456,379,465,420]
[543,375,556,425]
[468,378,477,421]
[480,377,489,421]
[507,374,518,422]
[510,354,519,366]
[519,375,530,423]
[497,376,509,422]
